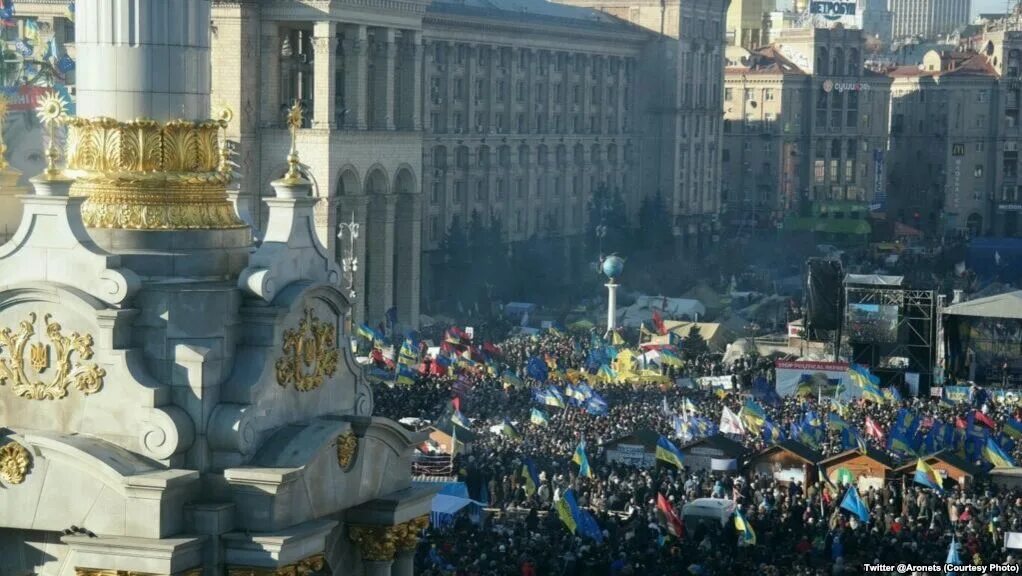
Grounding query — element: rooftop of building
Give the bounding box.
[725,44,809,75]
[886,49,998,78]
[426,0,646,34]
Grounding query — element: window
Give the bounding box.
[454,78,464,100]
[978,90,988,103]
[975,165,984,178]
[976,114,987,128]
[454,180,465,203]
[764,89,775,101]
[744,88,754,101]
[431,180,441,204]
[496,80,505,102]
[725,87,733,101]
[517,81,526,102]
[475,180,486,202]
[814,160,825,183]
[430,216,440,241]
[516,178,524,198]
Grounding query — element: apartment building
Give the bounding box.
[722,28,892,227]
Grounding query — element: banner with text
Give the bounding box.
[775,360,853,397]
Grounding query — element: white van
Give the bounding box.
[681,497,736,529]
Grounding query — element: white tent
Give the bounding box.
[618,295,706,328]
[431,494,484,529]
[943,290,1022,320]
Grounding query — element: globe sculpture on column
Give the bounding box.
[601,254,625,338]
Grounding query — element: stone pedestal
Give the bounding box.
[393,550,414,576]
[365,560,395,576]
[0,167,27,243]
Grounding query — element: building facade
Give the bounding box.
[553,0,730,244]
[886,28,1022,237]
[419,0,654,305]
[890,0,970,41]
[722,28,892,227]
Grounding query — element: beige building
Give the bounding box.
[887,27,1022,237]
[723,28,892,222]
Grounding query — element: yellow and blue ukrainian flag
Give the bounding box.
[572,440,593,477]
[655,435,685,468]
[501,420,522,440]
[521,458,540,496]
[396,363,416,386]
[555,488,581,533]
[983,436,1016,468]
[913,458,944,492]
[1004,418,1022,440]
[734,509,757,545]
[530,408,549,426]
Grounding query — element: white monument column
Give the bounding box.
[606,280,618,336]
[76,0,211,120]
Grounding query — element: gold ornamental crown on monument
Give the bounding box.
[53,99,245,230]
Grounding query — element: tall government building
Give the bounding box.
[890,0,971,40]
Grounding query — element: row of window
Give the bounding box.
[432,77,628,108]
[431,144,632,169]
[430,42,634,81]
[427,206,587,241]
[429,174,600,205]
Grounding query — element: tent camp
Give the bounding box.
[644,321,733,352]
[618,295,706,328]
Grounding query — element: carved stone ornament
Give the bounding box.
[0,441,31,485]
[336,431,358,471]
[274,308,339,392]
[225,554,327,576]
[393,516,430,551]
[0,313,106,400]
[349,525,399,562]
[64,116,245,230]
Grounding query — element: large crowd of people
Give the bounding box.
[371,329,1022,576]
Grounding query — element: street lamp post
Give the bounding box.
[337,212,360,301]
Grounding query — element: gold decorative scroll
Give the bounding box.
[349,525,399,562]
[0,313,105,400]
[393,516,430,551]
[275,308,339,392]
[336,431,358,471]
[225,554,327,576]
[0,441,31,485]
[64,116,245,230]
